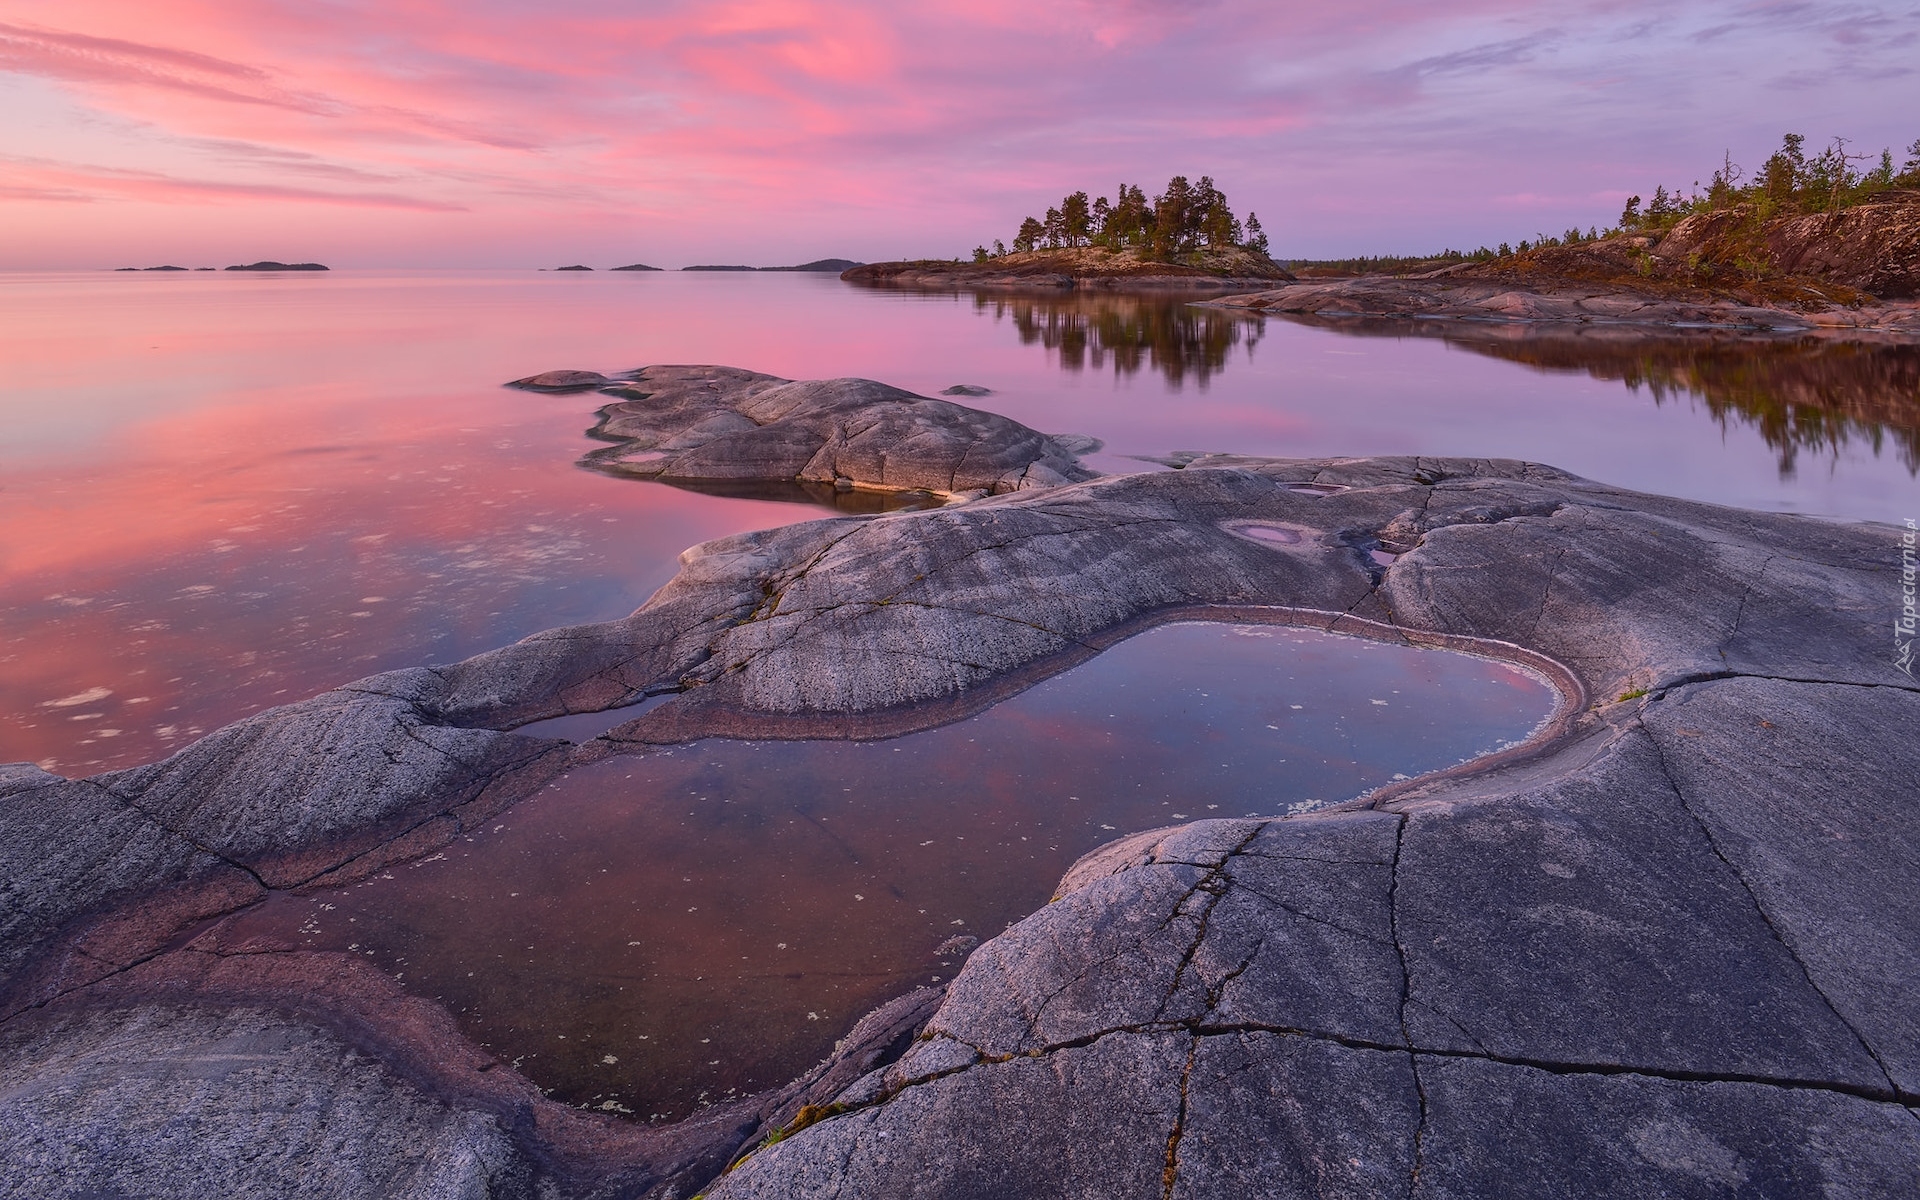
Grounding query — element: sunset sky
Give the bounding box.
[3,1,1917,268]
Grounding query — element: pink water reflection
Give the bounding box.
[4,269,1911,772]
[218,623,1557,1120]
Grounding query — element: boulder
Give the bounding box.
[574,364,1096,502]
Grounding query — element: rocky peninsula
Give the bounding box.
[1,370,1914,1198]
[1210,191,1920,336]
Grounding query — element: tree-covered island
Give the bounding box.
[842,175,1293,289]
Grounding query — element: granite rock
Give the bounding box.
[3,372,1914,1198]
[574,364,1096,501]
[1207,276,1920,335]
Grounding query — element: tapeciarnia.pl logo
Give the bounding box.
[1898,519,1917,678]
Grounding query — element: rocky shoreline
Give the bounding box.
[842,245,1292,291]
[1202,275,1920,337]
[3,371,1915,1198]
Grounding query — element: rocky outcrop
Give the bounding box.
[1220,195,1920,335]
[1652,192,1920,300]
[566,364,1097,503]
[843,246,1292,291]
[1206,275,1920,335]
[1,373,1914,1198]
[223,261,328,271]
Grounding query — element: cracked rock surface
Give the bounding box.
[2,371,1916,1198]
[549,364,1097,501]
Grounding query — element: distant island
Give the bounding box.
[547,259,860,272]
[225,261,329,271]
[844,176,1293,289]
[684,260,862,272]
[761,259,863,272]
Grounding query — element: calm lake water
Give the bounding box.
[219,621,1557,1119]
[2,267,1912,778]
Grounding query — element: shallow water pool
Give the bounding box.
[219,620,1559,1120]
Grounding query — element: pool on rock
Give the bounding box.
[220,622,1559,1121]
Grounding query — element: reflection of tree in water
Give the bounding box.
[1289,316,1920,477]
[1473,336,1920,478]
[972,293,1262,388]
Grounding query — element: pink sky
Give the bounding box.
[2,1,1916,267]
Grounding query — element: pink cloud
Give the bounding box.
[0,0,1916,265]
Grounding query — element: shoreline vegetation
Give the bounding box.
[1280,133,1920,305]
[848,139,1920,316]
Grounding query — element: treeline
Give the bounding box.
[1617,133,1920,234]
[1298,133,1920,272]
[974,176,1269,262]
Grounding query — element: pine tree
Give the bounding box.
[1060,191,1092,247]
[1152,175,1196,257]
[1245,212,1269,256]
[1761,133,1805,204]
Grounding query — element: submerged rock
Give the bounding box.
[1,372,1914,1197]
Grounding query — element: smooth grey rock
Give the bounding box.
[0,767,257,1009]
[1642,678,1920,1095]
[99,674,561,888]
[1171,1032,1420,1200]
[1394,722,1886,1089]
[576,365,1096,499]
[3,372,1913,1198]
[1413,1056,1920,1199]
[926,813,1405,1055]
[711,1032,1186,1200]
[0,1005,529,1200]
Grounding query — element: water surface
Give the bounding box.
[4,270,1912,773]
[220,622,1557,1120]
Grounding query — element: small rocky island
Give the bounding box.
[224,261,330,271]
[846,176,1295,290]
[1,366,1914,1197]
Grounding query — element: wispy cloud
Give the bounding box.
[1,0,1917,264]
[3,155,468,210]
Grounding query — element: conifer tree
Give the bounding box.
[1152,175,1196,257]
[1245,212,1269,256]
[1060,191,1092,247]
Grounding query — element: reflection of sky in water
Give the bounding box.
[2,269,1912,773]
[221,623,1557,1121]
